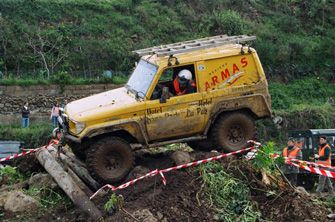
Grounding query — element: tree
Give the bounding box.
[25,27,68,79]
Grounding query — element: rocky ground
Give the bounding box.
[0,148,334,221]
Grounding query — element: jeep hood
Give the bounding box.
[65,87,137,121]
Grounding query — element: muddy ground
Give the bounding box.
[1,150,334,221]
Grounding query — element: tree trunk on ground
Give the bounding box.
[48,146,100,191]
[35,146,102,219]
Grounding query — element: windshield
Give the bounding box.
[126,60,158,98]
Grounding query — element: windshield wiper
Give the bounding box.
[135,91,146,100]
[125,85,142,100]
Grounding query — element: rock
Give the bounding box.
[126,166,150,180]
[133,209,158,222]
[171,151,191,165]
[28,173,58,189]
[0,191,10,207]
[4,191,39,212]
[295,186,310,196]
[156,211,164,220]
[327,214,335,219]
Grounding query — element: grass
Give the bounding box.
[199,162,261,221]
[269,77,335,110]
[0,74,128,86]
[0,0,334,81]
[24,186,72,209]
[0,166,25,185]
[0,123,53,148]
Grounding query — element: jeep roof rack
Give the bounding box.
[133,35,256,57]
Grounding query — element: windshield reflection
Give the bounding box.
[126,60,158,98]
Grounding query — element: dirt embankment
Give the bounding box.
[1,150,333,221]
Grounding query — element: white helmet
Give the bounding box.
[178,69,192,80]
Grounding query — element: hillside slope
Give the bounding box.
[0,0,334,79]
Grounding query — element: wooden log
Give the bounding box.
[62,148,87,168]
[47,147,94,197]
[36,146,102,219]
[54,147,101,190]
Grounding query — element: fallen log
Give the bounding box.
[62,148,87,168]
[36,145,102,219]
[57,147,101,190]
[46,147,94,197]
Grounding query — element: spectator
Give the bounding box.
[50,103,60,127]
[315,135,333,193]
[21,102,30,128]
[281,137,302,186]
[61,99,68,109]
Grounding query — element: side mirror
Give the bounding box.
[160,87,170,103]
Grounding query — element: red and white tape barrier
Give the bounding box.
[287,157,335,171]
[286,160,335,178]
[271,153,335,171]
[90,142,259,199]
[0,139,58,163]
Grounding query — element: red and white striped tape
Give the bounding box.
[255,145,335,179]
[0,139,58,163]
[287,157,335,171]
[90,144,258,199]
[286,160,335,178]
[270,153,335,172]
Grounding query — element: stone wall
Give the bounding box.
[0,84,121,124]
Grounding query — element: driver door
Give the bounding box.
[145,65,205,141]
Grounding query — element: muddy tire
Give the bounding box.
[187,140,218,151]
[86,137,134,184]
[212,112,255,152]
[68,143,86,161]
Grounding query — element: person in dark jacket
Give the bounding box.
[315,135,333,193]
[21,102,30,128]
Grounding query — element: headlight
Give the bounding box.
[75,121,86,134]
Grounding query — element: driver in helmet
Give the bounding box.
[173,69,196,96]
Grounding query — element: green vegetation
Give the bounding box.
[24,186,72,208]
[104,193,120,212]
[0,123,52,148]
[0,73,128,86]
[0,166,25,185]
[199,162,261,221]
[0,0,334,82]
[270,77,335,110]
[253,142,284,166]
[257,77,335,144]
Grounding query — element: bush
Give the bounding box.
[0,123,52,148]
[199,162,261,221]
[269,77,335,110]
[207,10,246,36]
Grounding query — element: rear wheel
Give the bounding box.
[86,137,134,184]
[212,112,256,152]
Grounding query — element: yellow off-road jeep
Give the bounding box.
[59,35,272,184]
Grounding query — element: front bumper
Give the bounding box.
[57,110,81,144]
[65,134,81,143]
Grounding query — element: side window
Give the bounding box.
[150,64,197,100]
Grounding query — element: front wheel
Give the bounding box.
[212,112,256,152]
[187,139,218,151]
[86,137,134,184]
